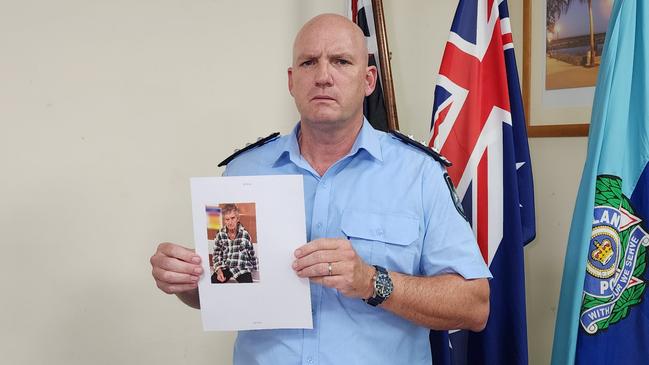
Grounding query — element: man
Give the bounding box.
[150,13,490,364]
[211,204,258,284]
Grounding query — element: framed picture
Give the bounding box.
[523,0,614,137]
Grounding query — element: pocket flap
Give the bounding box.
[341,210,419,246]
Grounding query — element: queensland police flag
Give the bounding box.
[551,1,649,364]
[428,1,535,364]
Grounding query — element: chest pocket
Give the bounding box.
[341,210,420,275]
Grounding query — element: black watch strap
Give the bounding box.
[366,294,384,307]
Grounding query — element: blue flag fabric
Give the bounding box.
[428,1,535,364]
[551,0,649,364]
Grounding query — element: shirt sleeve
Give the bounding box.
[214,235,225,270]
[419,161,492,280]
[241,229,258,271]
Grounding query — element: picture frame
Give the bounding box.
[523,0,614,137]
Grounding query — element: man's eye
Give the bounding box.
[335,59,350,65]
[301,60,315,66]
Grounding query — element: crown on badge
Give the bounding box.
[591,239,614,265]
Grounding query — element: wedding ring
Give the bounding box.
[327,262,333,276]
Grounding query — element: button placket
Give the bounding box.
[302,177,331,365]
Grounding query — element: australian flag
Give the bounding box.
[429,1,536,365]
[348,0,389,132]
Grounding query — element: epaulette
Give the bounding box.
[389,130,452,167]
[218,132,281,167]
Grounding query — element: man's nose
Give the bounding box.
[314,62,333,87]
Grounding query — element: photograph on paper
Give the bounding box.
[205,202,260,284]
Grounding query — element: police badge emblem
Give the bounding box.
[580,175,649,334]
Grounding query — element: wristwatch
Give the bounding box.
[364,265,393,306]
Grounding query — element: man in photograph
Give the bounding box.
[150,13,490,364]
[211,204,258,284]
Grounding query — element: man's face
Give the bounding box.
[288,16,376,128]
[223,212,239,232]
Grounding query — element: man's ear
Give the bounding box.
[365,65,378,96]
[287,67,294,96]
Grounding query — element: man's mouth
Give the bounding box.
[311,95,336,101]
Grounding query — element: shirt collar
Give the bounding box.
[348,117,383,162]
[274,117,383,166]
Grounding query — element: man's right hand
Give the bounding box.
[150,242,202,295]
[216,268,225,283]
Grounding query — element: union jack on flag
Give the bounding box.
[428,1,535,364]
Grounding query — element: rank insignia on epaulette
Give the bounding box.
[217,132,280,167]
[388,130,452,167]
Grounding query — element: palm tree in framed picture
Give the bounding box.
[547,0,568,32]
[547,0,597,67]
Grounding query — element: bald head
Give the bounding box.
[292,14,368,66]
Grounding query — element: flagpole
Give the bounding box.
[371,0,399,131]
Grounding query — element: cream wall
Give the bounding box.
[0,1,586,364]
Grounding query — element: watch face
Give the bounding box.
[377,283,390,296]
[376,272,393,297]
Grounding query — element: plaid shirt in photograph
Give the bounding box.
[213,223,258,279]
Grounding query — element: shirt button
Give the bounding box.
[321,181,328,189]
[316,222,323,229]
[306,356,313,364]
[377,228,384,236]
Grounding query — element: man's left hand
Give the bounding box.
[293,238,375,299]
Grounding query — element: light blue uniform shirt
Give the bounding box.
[224,119,491,365]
